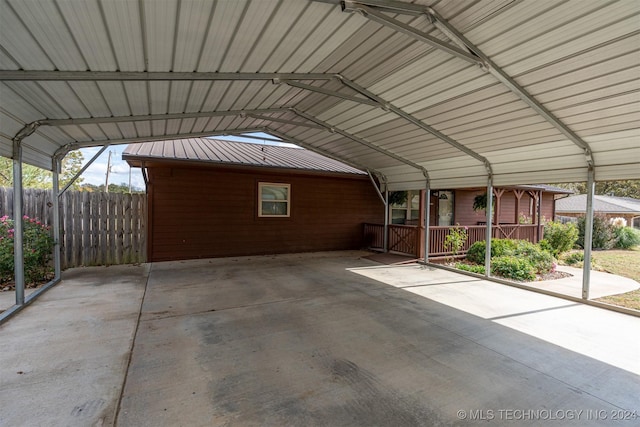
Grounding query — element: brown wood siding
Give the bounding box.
[147,165,383,261]
[454,189,557,225]
[454,190,486,225]
[541,193,555,223]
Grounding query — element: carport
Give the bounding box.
[1,2,640,419]
[1,1,639,318]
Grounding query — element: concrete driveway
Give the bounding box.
[1,251,639,426]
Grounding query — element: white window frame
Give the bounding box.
[258,182,291,217]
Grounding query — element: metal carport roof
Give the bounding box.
[1,0,638,191]
[1,0,639,326]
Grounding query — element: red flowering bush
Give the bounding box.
[0,215,54,286]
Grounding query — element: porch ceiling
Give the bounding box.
[0,0,638,190]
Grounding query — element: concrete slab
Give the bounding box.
[118,252,640,426]
[0,264,148,427]
[528,265,640,299]
[2,251,639,426]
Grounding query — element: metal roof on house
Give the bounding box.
[556,194,640,214]
[123,138,366,175]
[1,0,639,190]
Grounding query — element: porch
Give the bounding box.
[364,223,542,258]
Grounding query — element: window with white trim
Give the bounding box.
[258,183,290,217]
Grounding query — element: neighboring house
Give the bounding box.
[556,194,640,229]
[123,138,383,262]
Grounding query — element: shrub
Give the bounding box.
[577,215,615,250]
[613,226,640,249]
[455,263,485,275]
[466,238,518,264]
[466,238,557,277]
[512,240,556,274]
[563,251,584,265]
[444,224,468,258]
[543,221,579,256]
[0,215,54,285]
[491,256,536,281]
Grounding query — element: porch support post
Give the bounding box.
[514,190,524,224]
[384,187,389,252]
[485,176,494,277]
[424,179,431,263]
[582,166,595,299]
[52,156,62,280]
[537,190,543,241]
[12,139,25,305]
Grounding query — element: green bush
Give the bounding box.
[563,251,584,265]
[491,256,536,281]
[543,221,579,256]
[454,263,485,275]
[0,215,54,285]
[466,238,518,264]
[577,215,615,250]
[512,240,556,274]
[613,226,640,249]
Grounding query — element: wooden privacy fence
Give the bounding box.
[1,187,147,268]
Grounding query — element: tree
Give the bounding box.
[551,180,640,198]
[0,157,51,189]
[0,151,85,190]
[60,150,84,190]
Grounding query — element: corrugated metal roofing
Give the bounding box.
[556,194,640,214]
[1,0,638,190]
[122,138,366,175]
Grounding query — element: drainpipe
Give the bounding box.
[485,176,494,277]
[582,165,595,299]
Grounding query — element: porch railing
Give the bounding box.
[364,223,542,257]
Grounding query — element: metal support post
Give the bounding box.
[52,156,62,280]
[424,179,431,264]
[484,176,493,277]
[582,166,595,299]
[12,141,25,305]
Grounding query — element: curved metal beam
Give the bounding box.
[340,0,594,167]
[0,71,335,81]
[335,75,493,176]
[55,128,268,154]
[40,108,290,126]
[424,6,594,166]
[290,107,430,180]
[266,127,382,176]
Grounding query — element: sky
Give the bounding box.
[77,132,296,189]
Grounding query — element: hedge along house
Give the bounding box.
[1,0,639,321]
[122,138,383,261]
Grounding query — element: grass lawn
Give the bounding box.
[591,247,640,311]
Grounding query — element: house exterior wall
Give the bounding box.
[146,165,383,261]
[452,189,554,225]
